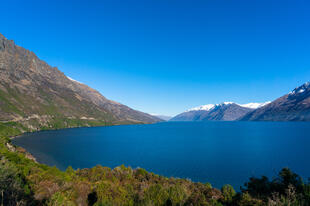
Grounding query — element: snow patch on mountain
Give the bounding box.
[238,102,271,109]
[222,102,234,105]
[186,104,215,112]
[289,81,310,95]
[67,76,82,84]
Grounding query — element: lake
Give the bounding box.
[12,121,310,189]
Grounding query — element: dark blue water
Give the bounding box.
[12,121,310,189]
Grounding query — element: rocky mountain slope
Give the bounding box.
[240,82,310,121]
[0,33,161,131]
[170,102,269,121]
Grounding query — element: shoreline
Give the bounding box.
[2,122,310,205]
[8,121,310,190]
[8,120,158,140]
[7,121,159,170]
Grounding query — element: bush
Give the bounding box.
[221,184,236,203]
[0,158,35,206]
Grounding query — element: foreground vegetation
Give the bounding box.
[0,123,310,206]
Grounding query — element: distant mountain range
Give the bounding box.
[170,102,269,121]
[240,82,310,121]
[0,33,161,131]
[151,114,172,121]
[172,81,310,122]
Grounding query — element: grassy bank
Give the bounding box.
[0,123,310,206]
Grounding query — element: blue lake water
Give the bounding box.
[12,121,310,189]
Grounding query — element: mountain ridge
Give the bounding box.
[172,81,310,122]
[240,82,310,121]
[0,33,161,131]
[186,101,270,112]
[170,102,269,121]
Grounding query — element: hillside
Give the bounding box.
[0,33,161,131]
[241,82,310,121]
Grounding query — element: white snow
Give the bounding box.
[67,76,82,84]
[291,87,306,94]
[289,82,309,95]
[186,104,215,112]
[223,102,234,105]
[298,89,305,93]
[238,102,271,109]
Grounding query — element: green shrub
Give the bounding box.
[221,184,236,203]
[0,158,35,206]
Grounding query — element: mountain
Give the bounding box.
[170,102,269,121]
[240,82,310,121]
[0,33,161,131]
[150,114,172,121]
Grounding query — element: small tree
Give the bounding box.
[221,184,236,203]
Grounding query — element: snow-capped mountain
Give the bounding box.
[241,82,310,121]
[185,101,269,113]
[170,101,269,121]
[289,82,309,95]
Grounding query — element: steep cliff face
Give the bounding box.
[240,82,310,121]
[0,33,160,130]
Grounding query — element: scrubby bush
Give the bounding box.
[221,184,236,203]
[0,158,35,206]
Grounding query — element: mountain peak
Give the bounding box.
[172,101,255,121]
[186,104,215,112]
[289,81,310,95]
[222,102,234,105]
[241,82,310,121]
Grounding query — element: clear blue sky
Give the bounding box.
[1,0,310,116]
